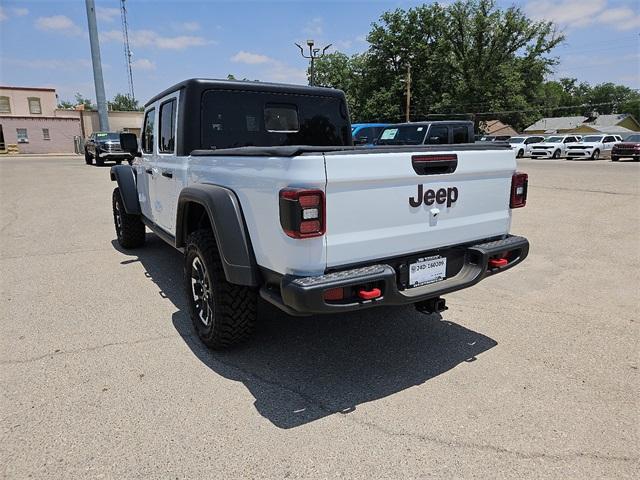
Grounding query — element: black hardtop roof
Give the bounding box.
[385,120,473,128]
[144,78,346,107]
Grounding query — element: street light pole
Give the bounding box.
[85,0,109,131]
[295,40,332,86]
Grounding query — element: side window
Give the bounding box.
[452,126,469,144]
[564,137,574,143]
[159,99,176,153]
[426,125,448,144]
[142,108,155,154]
[603,136,615,143]
[354,127,374,143]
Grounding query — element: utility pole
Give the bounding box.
[405,63,411,123]
[85,0,109,131]
[295,40,332,86]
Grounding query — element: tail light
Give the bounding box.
[279,188,325,238]
[510,172,528,208]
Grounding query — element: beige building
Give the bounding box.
[0,85,143,154]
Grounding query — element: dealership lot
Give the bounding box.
[0,156,638,479]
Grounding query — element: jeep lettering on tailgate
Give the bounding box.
[409,185,459,208]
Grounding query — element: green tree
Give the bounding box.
[108,93,142,111]
[57,100,75,109]
[314,0,564,130]
[74,93,95,110]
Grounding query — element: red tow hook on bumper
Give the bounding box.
[488,257,509,268]
[358,288,382,300]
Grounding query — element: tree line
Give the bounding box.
[58,93,143,112]
[312,0,640,132]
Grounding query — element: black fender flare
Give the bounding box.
[176,184,258,287]
[110,165,141,215]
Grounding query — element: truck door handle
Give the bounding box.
[162,170,173,178]
[145,168,153,175]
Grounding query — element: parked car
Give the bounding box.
[565,134,620,160]
[85,132,133,166]
[351,123,389,145]
[508,136,546,158]
[475,135,512,142]
[377,121,474,145]
[611,133,640,162]
[529,135,581,159]
[110,78,529,349]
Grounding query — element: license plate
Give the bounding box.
[409,256,447,288]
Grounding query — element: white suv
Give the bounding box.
[530,135,581,159]
[508,136,546,158]
[566,134,621,160]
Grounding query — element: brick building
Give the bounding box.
[0,85,143,155]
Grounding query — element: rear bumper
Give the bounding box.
[260,235,529,315]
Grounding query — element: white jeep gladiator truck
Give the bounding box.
[111,79,529,349]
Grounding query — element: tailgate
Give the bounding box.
[323,149,516,268]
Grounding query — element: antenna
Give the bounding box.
[120,0,135,101]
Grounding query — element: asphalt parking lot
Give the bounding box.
[1,155,638,479]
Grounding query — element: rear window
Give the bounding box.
[452,125,469,143]
[200,90,350,149]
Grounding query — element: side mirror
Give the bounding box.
[120,132,141,157]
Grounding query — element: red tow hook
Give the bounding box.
[488,257,509,268]
[358,288,382,300]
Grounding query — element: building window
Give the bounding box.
[17,128,28,143]
[43,128,50,140]
[0,96,10,114]
[28,97,42,114]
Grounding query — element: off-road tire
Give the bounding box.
[84,149,93,165]
[112,188,145,249]
[591,149,600,160]
[552,149,561,159]
[184,229,257,349]
[95,151,104,166]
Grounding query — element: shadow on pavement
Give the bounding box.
[113,235,497,429]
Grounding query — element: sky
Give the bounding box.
[0,0,638,105]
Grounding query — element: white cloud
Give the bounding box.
[96,7,120,23]
[35,15,82,35]
[180,21,200,32]
[526,0,640,31]
[132,58,156,71]
[231,51,271,64]
[101,28,212,50]
[303,17,323,36]
[264,63,307,85]
[1,6,29,21]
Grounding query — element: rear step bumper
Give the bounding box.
[260,235,529,316]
